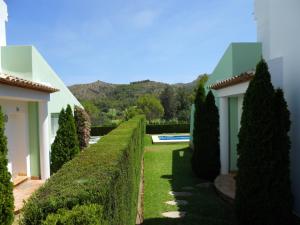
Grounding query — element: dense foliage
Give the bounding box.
[50,105,80,174]
[0,106,14,225]
[235,60,294,225]
[137,94,164,121]
[90,125,118,136]
[42,205,107,225]
[160,85,177,120]
[191,90,220,181]
[124,106,143,121]
[21,116,145,225]
[176,87,192,121]
[81,100,100,125]
[70,77,208,126]
[146,123,190,134]
[74,106,91,150]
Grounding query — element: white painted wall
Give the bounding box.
[0,98,30,178]
[255,0,300,216]
[0,0,7,46]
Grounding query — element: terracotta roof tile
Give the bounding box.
[209,71,254,90]
[0,73,59,93]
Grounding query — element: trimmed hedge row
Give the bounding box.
[91,123,190,136]
[21,116,146,225]
[146,123,190,134]
[90,125,117,136]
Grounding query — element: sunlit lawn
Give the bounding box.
[143,135,236,225]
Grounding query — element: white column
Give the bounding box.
[220,97,229,174]
[39,101,50,180]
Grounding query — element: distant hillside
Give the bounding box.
[69,75,204,101]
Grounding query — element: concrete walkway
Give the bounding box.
[13,179,45,214]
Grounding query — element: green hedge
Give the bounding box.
[21,116,145,225]
[91,123,190,136]
[90,125,117,136]
[146,123,190,134]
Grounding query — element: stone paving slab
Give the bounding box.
[196,182,212,188]
[165,200,188,206]
[169,191,192,197]
[162,211,186,218]
[182,186,195,190]
[214,174,236,200]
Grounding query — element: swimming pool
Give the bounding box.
[152,134,190,143]
[158,135,190,141]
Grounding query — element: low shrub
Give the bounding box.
[146,123,189,134]
[42,204,107,225]
[90,125,117,136]
[21,116,145,225]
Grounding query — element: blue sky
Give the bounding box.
[6,0,257,85]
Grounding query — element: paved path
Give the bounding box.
[13,179,44,214]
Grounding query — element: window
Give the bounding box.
[51,113,59,143]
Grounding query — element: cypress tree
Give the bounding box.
[51,105,80,174]
[269,89,293,224]
[64,105,80,160]
[235,59,288,225]
[200,90,220,181]
[0,106,14,225]
[191,82,206,176]
[191,89,220,181]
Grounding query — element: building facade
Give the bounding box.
[0,0,81,180]
[254,0,300,216]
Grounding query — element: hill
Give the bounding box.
[69,76,203,101]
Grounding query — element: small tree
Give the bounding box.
[51,105,80,174]
[0,106,14,225]
[74,106,91,150]
[137,94,164,122]
[160,85,177,120]
[191,81,206,176]
[235,60,294,225]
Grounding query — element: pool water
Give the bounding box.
[158,135,190,141]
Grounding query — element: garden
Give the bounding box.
[143,135,236,225]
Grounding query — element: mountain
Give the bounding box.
[69,76,204,101]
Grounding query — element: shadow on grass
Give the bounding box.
[143,147,236,225]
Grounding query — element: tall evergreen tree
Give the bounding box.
[160,85,177,120]
[191,89,220,181]
[235,60,293,225]
[191,82,206,176]
[0,106,14,225]
[269,89,293,224]
[51,105,80,174]
[200,91,220,180]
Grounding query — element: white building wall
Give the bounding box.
[0,99,30,178]
[0,0,7,47]
[255,0,300,216]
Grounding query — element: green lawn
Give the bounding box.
[143,135,236,225]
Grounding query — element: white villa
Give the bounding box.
[207,0,300,217]
[0,0,81,181]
